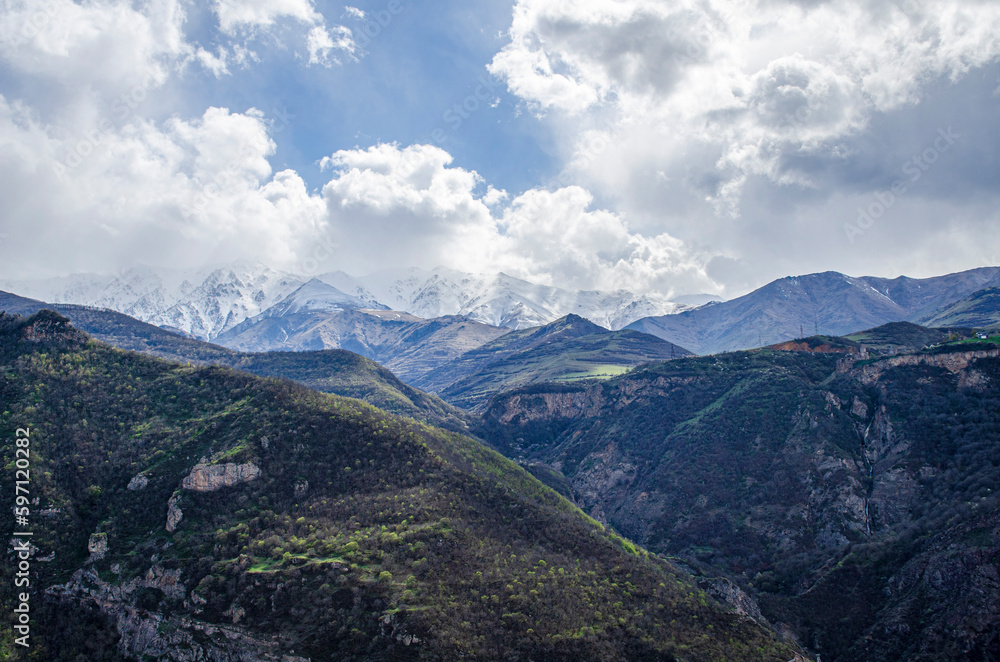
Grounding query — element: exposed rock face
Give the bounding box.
[47,567,309,662]
[491,386,606,425]
[128,473,149,491]
[851,396,869,419]
[699,576,768,626]
[165,495,183,533]
[182,462,261,492]
[847,348,1000,384]
[88,533,108,561]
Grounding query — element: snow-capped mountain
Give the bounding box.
[0,262,304,340]
[0,262,687,338]
[261,279,383,318]
[316,267,684,330]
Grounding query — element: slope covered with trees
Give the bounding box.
[0,311,797,661]
[482,339,1000,661]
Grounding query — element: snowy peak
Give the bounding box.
[340,268,682,330]
[0,262,689,338]
[264,279,378,317]
[1,262,305,341]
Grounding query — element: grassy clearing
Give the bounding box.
[553,364,634,382]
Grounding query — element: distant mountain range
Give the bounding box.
[4,264,1000,364]
[0,262,689,339]
[627,268,1000,355]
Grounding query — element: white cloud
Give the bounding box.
[0,0,189,92]
[195,46,230,77]
[492,186,707,292]
[307,24,355,66]
[318,143,711,293]
[0,99,327,275]
[489,0,1000,214]
[213,0,320,33]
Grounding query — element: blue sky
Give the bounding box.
[162,0,554,193]
[0,0,999,298]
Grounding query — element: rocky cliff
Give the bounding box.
[482,346,1000,661]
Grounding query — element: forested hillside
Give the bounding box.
[482,338,1000,661]
[0,311,798,661]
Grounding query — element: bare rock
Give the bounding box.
[851,396,869,419]
[182,462,261,492]
[88,532,108,561]
[128,473,150,491]
[165,495,183,533]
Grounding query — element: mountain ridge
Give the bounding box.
[1,263,688,339]
[628,267,1000,355]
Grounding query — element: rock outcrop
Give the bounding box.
[47,567,310,662]
[165,495,183,533]
[182,462,261,492]
[88,533,108,562]
[128,473,149,491]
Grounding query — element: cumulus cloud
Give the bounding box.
[307,24,356,66]
[0,0,189,93]
[213,0,320,33]
[486,0,1000,292]
[489,0,1000,205]
[210,0,355,67]
[0,98,327,275]
[317,143,710,293]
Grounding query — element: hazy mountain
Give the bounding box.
[0,311,799,661]
[480,329,1000,662]
[628,267,1000,355]
[917,286,1000,329]
[1,263,687,341]
[319,267,686,330]
[411,314,693,410]
[216,307,510,383]
[0,261,304,340]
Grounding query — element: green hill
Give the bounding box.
[0,311,797,661]
[481,343,1000,661]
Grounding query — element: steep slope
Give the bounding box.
[480,341,1000,661]
[917,286,1000,329]
[0,311,799,661]
[216,307,510,381]
[426,325,693,411]
[414,314,610,393]
[261,278,379,316]
[628,267,1000,355]
[844,321,958,355]
[0,291,470,431]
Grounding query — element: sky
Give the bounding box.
[0,0,998,299]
